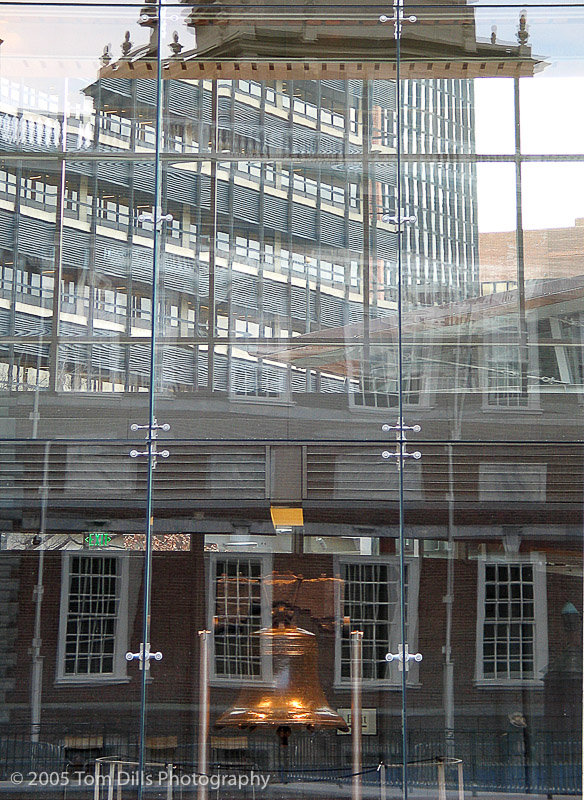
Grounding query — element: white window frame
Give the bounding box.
[56,552,129,685]
[475,554,548,688]
[334,556,420,689]
[348,344,435,413]
[207,553,273,686]
[228,350,292,404]
[480,324,541,412]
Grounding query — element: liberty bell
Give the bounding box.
[215,606,348,743]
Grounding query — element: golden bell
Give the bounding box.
[215,625,349,736]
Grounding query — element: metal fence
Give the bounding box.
[0,736,64,777]
[0,729,580,796]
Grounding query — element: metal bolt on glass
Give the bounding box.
[126,643,163,671]
[130,448,170,460]
[137,207,173,227]
[385,644,423,671]
[379,0,417,40]
[382,419,422,461]
[130,419,170,467]
[131,421,171,432]
[382,422,421,434]
[382,449,421,460]
[381,212,417,226]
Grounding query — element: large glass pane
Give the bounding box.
[400,441,583,798]
[9,2,575,800]
[150,339,429,440]
[157,75,366,158]
[480,7,584,158]
[0,5,155,155]
[0,442,148,785]
[147,10,401,441]
[145,492,424,800]
[398,6,583,798]
[0,3,158,437]
[0,2,159,795]
[0,157,158,437]
[397,5,584,441]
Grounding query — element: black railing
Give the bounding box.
[0,729,580,795]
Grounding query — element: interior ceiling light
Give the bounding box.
[270,506,304,529]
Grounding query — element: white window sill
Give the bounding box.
[54,676,131,687]
[228,395,295,407]
[334,682,421,692]
[474,679,543,690]
[210,678,272,689]
[481,405,542,415]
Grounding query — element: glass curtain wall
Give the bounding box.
[0,1,582,800]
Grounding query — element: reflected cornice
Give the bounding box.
[93,0,546,81]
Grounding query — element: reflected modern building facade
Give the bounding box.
[0,0,582,798]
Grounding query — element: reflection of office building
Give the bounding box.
[0,1,539,398]
[0,79,477,396]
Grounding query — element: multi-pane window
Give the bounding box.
[379,107,395,147]
[230,355,290,399]
[477,560,547,684]
[136,122,156,146]
[291,170,318,197]
[237,80,262,98]
[61,278,89,311]
[217,230,230,254]
[483,563,534,679]
[321,182,345,205]
[0,169,17,197]
[100,113,131,140]
[188,223,198,248]
[136,295,152,323]
[293,97,318,120]
[234,235,261,263]
[59,555,127,680]
[64,185,80,216]
[486,358,527,408]
[238,161,261,180]
[338,560,415,684]
[12,269,54,302]
[290,250,317,279]
[22,177,57,207]
[352,350,423,409]
[211,556,268,680]
[350,260,360,290]
[264,243,274,266]
[168,217,182,241]
[320,108,344,128]
[96,196,129,230]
